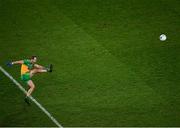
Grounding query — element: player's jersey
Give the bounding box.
[21,59,34,75]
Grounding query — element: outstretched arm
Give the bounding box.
[12,60,24,65]
[7,60,23,67]
[34,64,45,69]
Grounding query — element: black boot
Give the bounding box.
[24,96,31,105]
[47,64,53,72]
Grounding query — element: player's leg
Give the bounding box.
[30,68,47,78]
[26,80,35,97]
[24,80,35,105]
[31,68,47,74]
[30,64,53,77]
[34,64,53,71]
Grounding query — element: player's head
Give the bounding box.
[30,56,37,63]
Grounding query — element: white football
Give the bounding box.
[160,34,167,41]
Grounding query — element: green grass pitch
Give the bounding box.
[0,0,180,126]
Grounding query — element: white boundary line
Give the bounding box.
[0,66,63,128]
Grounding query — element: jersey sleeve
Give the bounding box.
[23,59,30,65]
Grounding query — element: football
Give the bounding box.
[160,34,167,41]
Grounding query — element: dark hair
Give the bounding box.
[31,56,37,60]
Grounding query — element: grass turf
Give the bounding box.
[0,0,180,126]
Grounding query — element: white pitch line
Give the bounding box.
[0,66,63,128]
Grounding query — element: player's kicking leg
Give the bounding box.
[30,64,53,77]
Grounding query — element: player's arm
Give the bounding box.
[6,60,24,67]
[12,60,24,65]
[34,64,53,72]
[34,64,45,69]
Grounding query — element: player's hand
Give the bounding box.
[6,61,13,67]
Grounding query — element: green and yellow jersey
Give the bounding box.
[21,59,34,83]
[21,59,34,75]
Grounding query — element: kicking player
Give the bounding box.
[7,56,52,105]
